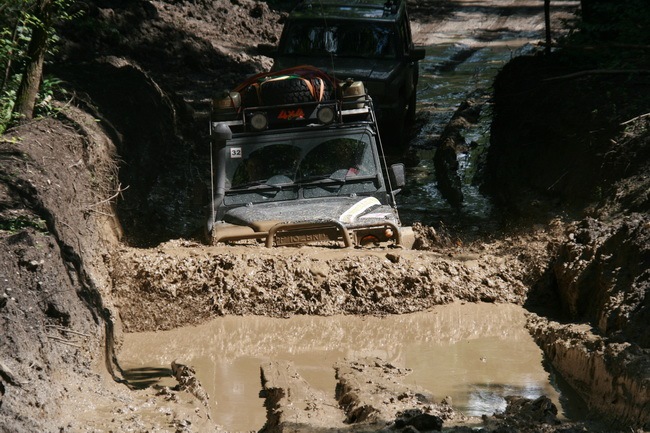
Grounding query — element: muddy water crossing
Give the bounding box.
[398,42,537,228]
[400,0,580,226]
[119,303,565,431]
[118,8,584,430]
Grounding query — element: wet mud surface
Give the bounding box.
[1,0,649,432]
[118,303,562,431]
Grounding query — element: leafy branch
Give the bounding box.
[0,0,80,134]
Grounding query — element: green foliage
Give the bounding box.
[36,76,67,116]
[0,0,80,133]
[0,94,17,134]
[0,215,48,233]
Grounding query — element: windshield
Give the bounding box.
[231,144,301,188]
[222,130,380,206]
[280,21,397,59]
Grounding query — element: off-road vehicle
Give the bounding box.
[268,0,426,152]
[207,66,413,248]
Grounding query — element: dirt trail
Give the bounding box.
[410,0,577,46]
[102,0,580,332]
[1,0,649,432]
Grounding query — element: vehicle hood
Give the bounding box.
[223,196,397,228]
[273,56,399,82]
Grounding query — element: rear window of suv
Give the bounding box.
[279,21,397,59]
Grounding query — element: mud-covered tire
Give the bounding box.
[260,78,332,105]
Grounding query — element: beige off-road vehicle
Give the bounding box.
[207,66,413,248]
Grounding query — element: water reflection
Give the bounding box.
[122,366,173,389]
[119,303,562,431]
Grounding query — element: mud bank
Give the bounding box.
[259,357,457,432]
[486,41,650,428]
[0,108,220,432]
[528,316,649,426]
[527,216,650,427]
[0,109,115,433]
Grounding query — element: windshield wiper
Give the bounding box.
[228,180,291,192]
[299,172,379,185]
[297,174,347,186]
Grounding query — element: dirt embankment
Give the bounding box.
[1,0,649,432]
[485,44,650,427]
[0,107,223,432]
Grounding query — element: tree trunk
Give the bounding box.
[12,0,52,121]
[544,0,551,55]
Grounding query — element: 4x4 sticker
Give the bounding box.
[278,108,305,120]
[230,147,242,158]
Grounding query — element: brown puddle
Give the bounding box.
[118,302,562,431]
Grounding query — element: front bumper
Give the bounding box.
[212,218,405,248]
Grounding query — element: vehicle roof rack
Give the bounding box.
[294,0,402,15]
[213,94,374,133]
[212,67,377,134]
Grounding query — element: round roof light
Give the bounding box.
[317,106,335,125]
[249,112,268,131]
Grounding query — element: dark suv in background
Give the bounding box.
[270,0,426,153]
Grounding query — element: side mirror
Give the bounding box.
[409,47,426,62]
[389,163,406,192]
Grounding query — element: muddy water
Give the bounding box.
[398,3,580,226]
[119,303,564,431]
[119,16,581,431]
[398,42,541,228]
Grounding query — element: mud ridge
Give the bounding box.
[528,315,650,427]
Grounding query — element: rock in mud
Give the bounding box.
[259,360,347,433]
[335,357,456,427]
[171,360,212,416]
